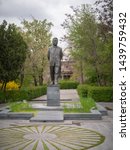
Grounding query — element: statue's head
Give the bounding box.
[52,37,58,46]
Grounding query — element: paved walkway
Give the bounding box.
[0,89,113,150]
[33,89,79,102]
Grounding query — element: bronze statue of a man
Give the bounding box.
[48,37,63,85]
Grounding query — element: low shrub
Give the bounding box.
[88,86,113,102]
[77,84,89,97]
[0,85,47,103]
[0,81,19,90]
[77,84,113,102]
[59,80,79,89]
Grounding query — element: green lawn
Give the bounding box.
[63,97,96,113]
[9,97,96,114]
[80,97,96,112]
[9,101,37,114]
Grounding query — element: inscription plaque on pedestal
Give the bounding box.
[47,85,60,106]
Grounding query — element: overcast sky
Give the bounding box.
[0,0,96,48]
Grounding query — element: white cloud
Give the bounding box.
[0,0,96,48]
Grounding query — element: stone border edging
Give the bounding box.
[64,109,102,120]
[0,103,107,120]
[96,103,108,115]
[0,112,33,119]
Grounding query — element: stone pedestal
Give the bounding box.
[47,85,60,106]
[30,85,64,122]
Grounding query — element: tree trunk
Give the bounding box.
[1,82,7,103]
[39,75,43,85]
[1,82,4,91]
[91,38,102,86]
[102,74,107,86]
[3,82,7,92]
[80,60,84,84]
[19,67,24,88]
[95,66,102,86]
[33,75,38,86]
[19,73,24,88]
[1,82,7,92]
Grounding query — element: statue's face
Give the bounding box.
[52,38,58,46]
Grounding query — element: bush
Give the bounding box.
[77,84,113,102]
[88,86,113,102]
[59,80,79,89]
[77,84,89,97]
[0,85,47,103]
[0,81,19,90]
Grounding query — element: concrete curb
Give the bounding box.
[64,110,102,120]
[96,103,108,115]
[0,104,107,120]
[0,112,34,119]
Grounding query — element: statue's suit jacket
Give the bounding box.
[48,46,63,66]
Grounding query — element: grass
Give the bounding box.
[63,102,84,113]
[63,97,96,113]
[80,97,96,112]
[9,97,96,114]
[9,101,37,114]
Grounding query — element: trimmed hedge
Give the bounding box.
[77,85,89,97]
[0,85,47,103]
[88,86,113,102]
[77,84,113,102]
[59,80,79,89]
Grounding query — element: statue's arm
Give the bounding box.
[60,48,63,60]
[48,48,50,60]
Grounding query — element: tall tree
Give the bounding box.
[62,4,113,86]
[20,18,52,86]
[0,20,28,91]
[95,0,113,33]
[94,0,113,85]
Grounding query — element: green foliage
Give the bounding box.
[20,18,52,86]
[77,84,113,102]
[77,84,89,97]
[63,97,96,113]
[88,86,113,102]
[63,102,84,113]
[59,80,79,89]
[0,85,47,103]
[9,102,37,114]
[80,97,96,112]
[0,20,28,91]
[9,102,32,112]
[21,74,34,87]
[62,4,113,86]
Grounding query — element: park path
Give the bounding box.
[32,89,113,150]
[0,89,113,150]
[33,89,80,102]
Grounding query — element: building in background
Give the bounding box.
[60,47,74,80]
[61,60,74,79]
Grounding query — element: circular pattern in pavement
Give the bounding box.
[0,125,105,150]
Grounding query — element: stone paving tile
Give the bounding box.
[33,89,79,102]
[30,110,64,122]
[0,90,113,150]
[0,110,113,150]
[0,123,105,150]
